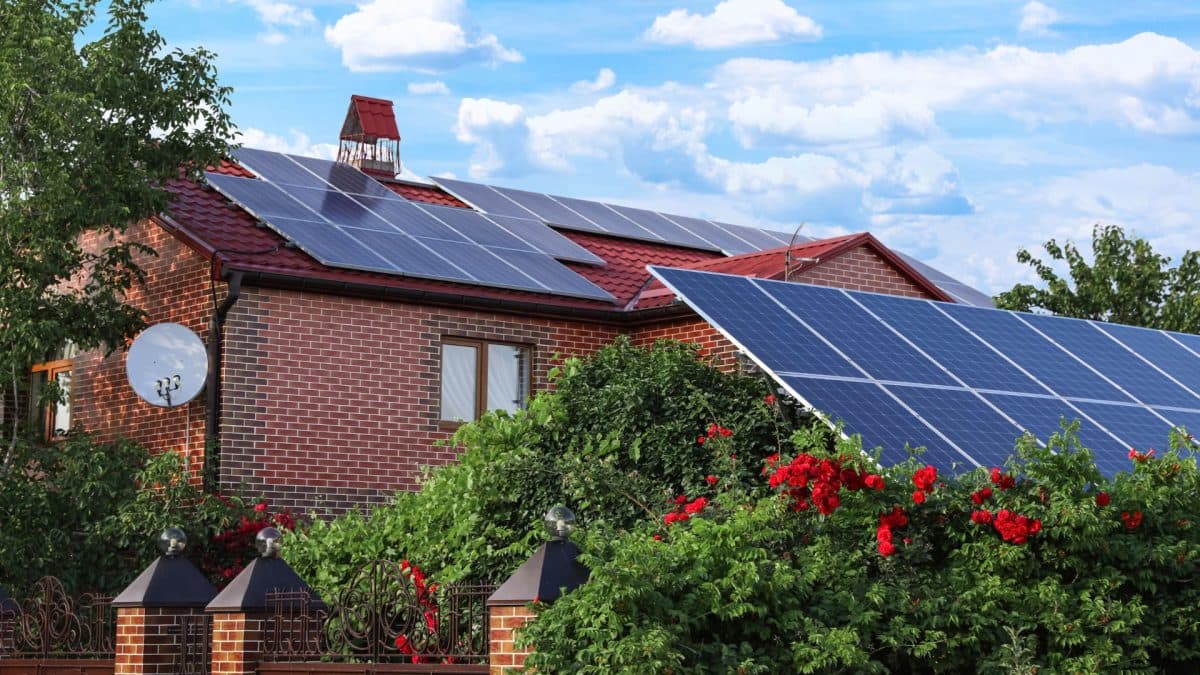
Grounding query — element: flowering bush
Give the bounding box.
[204,499,296,586]
[523,424,1200,673]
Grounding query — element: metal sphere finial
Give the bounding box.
[159,528,187,557]
[544,505,576,541]
[256,527,283,558]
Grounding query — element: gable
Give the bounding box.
[794,244,939,300]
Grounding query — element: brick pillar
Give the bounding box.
[488,604,537,673]
[210,611,264,675]
[115,607,206,674]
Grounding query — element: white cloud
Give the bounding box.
[238,128,337,160]
[645,0,822,49]
[409,81,451,95]
[716,33,1200,142]
[325,0,522,73]
[570,68,616,94]
[1020,1,1060,35]
[243,0,315,28]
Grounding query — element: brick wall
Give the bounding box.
[488,605,536,674]
[219,287,619,517]
[210,612,262,675]
[115,606,204,674]
[71,220,218,477]
[629,243,940,370]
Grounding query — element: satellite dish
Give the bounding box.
[126,323,208,408]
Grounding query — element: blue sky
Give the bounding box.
[151,0,1200,293]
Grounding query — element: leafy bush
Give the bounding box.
[522,425,1200,673]
[284,337,789,594]
[0,432,273,594]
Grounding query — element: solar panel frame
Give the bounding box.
[493,187,605,232]
[281,186,397,232]
[550,196,665,241]
[260,217,399,271]
[1098,323,1200,394]
[340,227,475,281]
[659,214,757,255]
[488,248,614,300]
[604,204,720,250]
[231,148,330,189]
[418,204,535,251]
[480,214,606,265]
[205,173,323,222]
[432,177,538,218]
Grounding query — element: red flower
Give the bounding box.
[878,540,896,557]
[912,465,938,493]
[864,474,885,490]
[705,475,718,486]
[1121,511,1143,530]
[697,435,707,445]
[664,511,690,525]
[912,490,926,505]
[707,423,719,437]
[971,510,994,525]
[674,495,688,505]
[719,426,733,437]
[971,487,993,505]
[254,502,268,513]
[652,534,662,541]
[1095,492,1110,507]
[684,497,709,514]
[989,467,1015,490]
[1128,448,1156,463]
[765,394,777,405]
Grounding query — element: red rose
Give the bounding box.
[1095,492,1110,507]
[653,534,662,541]
[674,495,688,505]
[254,502,268,513]
[912,490,926,505]
[684,497,709,514]
[878,540,896,557]
[864,474,885,490]
[912,465,938,493]
[705,475,718,486]
[765,394,777,405]
[697,435,707,445]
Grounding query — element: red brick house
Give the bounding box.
[43,97,985,517]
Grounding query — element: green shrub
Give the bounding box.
[284,337,789,595]
[522,426,1200,673]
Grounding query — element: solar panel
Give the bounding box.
[604,205,719,250]
[650,266,1200,475]
[660,214,757,255]
[481,214,605,265]
[208,150,617,303]
[433,177,539,218]
[492,187,603,232]
[715,222,790,250]
[551,196,663,241]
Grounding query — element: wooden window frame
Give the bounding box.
[438,337,532,429]
[30,357,73,441]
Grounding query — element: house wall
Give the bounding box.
[71,220,217,477]
[218,288,619,517]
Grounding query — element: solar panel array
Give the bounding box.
[650,266,1200,475]
[434,176,793,255]
[207,149,613,302]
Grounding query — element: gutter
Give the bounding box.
[205,269,243,447]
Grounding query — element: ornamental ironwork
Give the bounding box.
[0,577,115,659]
[262,560,495,664]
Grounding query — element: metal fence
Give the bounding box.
[0,577,115,660]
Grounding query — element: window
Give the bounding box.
[29,343,78,440]
[440,339,530,422]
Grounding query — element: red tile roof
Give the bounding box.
[346,95,400,141]
[560,232,722,307]
[384,181,467,207]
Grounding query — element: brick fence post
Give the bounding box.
[206,527,323,675]
[486,506,589,674]
[111,528,217,675]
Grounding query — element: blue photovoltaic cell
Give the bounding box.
[652,268,860,377]
[854,293,1044,394]
[481,214,605,265]
[288,155,400,199]
[1157,409,1200,441]
[605,205,719,250]
[420,205,534,251]
[205,173,319,221]
[433,178,536,218]
[232,148,328,189]
[758,281,958,386]
[279,187,393,231]
[341,228,473,281]
[715,222,788,250]
[551,196,660,240]
[264,218,391,269]
[495,188,604,231]
[1070,402,1175,454]
[1097,323,1200,400]
[1169,331,1200,358]
[895,252,994,308]
[489,248,614,301]
[1020,314,1200,408]
[416,238,540,290]
[981,393,1129,473]
[937,303,1133,402]
[352,197,468,241]
[782,376,968,469]
[663,215,756,254]
[885,385,1021,466]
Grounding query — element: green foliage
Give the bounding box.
[0,433,248,594]
[523,426,1200,673]
[0,0,233,458]
[995,224,1200,332]
[285,337,788,596]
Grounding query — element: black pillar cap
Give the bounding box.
[205,556,326,613]
[112,556,218,608]
[487,540,589,607]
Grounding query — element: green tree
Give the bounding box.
[0,0,233,461]
[995,224,1200,333]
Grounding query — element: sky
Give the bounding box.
[150,0,1200,293]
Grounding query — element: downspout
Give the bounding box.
[205,270,243,450]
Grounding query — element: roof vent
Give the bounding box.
[337,95,401,179]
